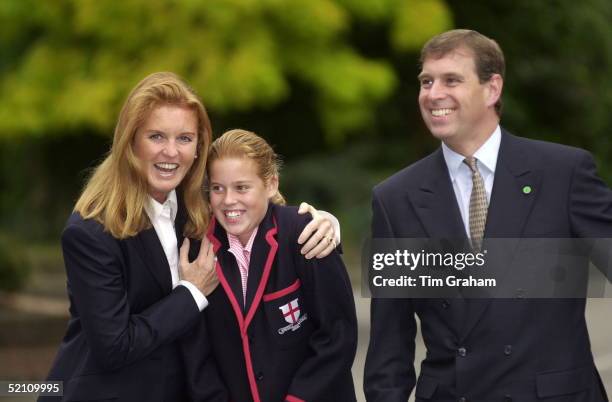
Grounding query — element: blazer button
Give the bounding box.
[256,372,264,381]
[458,397,467,402]
[442,300,450,309]
[504,395,512,402]
[504,345,512,356]
[457,347,467,357]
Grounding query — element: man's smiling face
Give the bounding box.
[418,47,494,146]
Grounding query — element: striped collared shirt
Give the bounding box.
[227,228,258,305]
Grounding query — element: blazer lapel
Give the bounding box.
[133,228,173,295]
[209,220,246,311]
[207,217,250,337]
[460,131,541,340]
[243,206,278,330]
[129,195,189,296]
[174,192,188,245]
[408,149,467,335]
[409,148,468,241]
[485,131,540,238]
[244,216,274,312]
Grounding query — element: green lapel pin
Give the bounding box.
[522,185,532,194]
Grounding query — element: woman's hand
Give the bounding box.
[297,202,341,259]
[179,238,219,296]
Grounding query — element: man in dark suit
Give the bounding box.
[364,29,611,401]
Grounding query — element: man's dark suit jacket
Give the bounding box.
[41,202,227,402]
[364,130,611,402]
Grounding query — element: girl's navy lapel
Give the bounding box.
[244,204,276,311]
[208,217,245,312]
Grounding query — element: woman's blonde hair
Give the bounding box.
[75,72,212,239]
[208,129,285,205]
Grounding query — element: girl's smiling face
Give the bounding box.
[208,157,278,246]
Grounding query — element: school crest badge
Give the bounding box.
[279,298,300,324]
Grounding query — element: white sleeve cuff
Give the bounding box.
[176,280,209,311]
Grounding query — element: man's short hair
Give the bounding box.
[420,29,505,115]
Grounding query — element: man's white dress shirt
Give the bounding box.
[441,125,501,238]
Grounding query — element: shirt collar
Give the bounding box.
[144,190,178,222]
[228,227,258,254]
[442,125,501,180]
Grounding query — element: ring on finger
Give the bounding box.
[329,233,335,244]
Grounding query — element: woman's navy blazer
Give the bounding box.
[41,201,227,402]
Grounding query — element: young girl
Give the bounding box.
[204,129,358,402]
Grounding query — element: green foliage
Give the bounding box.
[3,0,612,247]
[0,234,29,291]
[391,0,453,51]
[0,0,451,142]
[0,135,109,240]
[445,0,612,183]
[282,142,379,245]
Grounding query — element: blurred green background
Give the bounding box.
[1,0,612,393]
